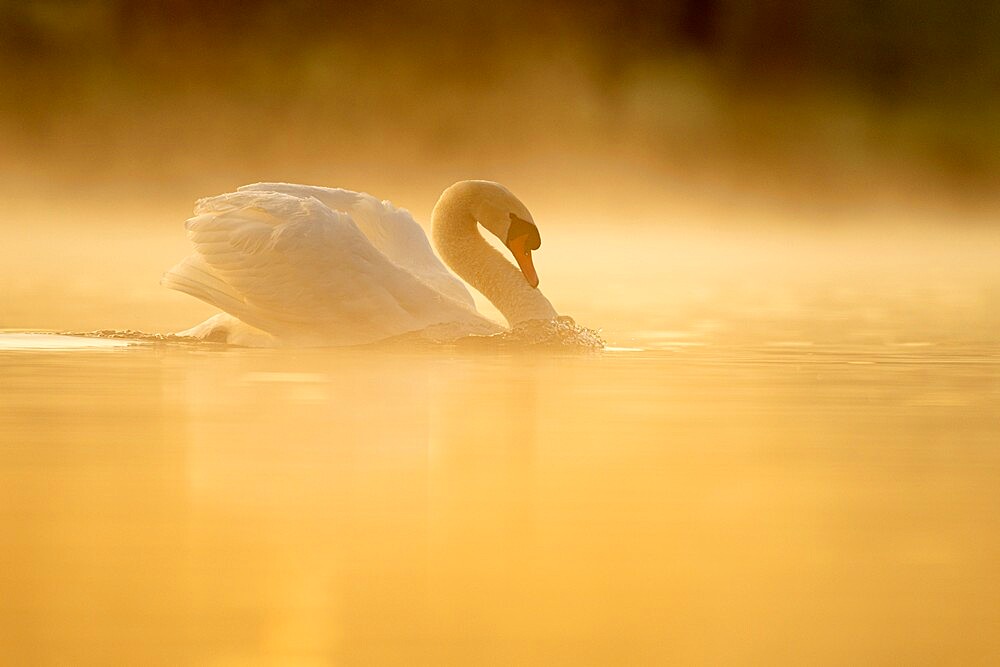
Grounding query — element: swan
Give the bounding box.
[162,180,559,346]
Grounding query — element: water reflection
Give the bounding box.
[1,341,998,664]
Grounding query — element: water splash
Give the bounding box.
[453,316,605,351]
[58,329,207,344]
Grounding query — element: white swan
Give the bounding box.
[163,180,558,346]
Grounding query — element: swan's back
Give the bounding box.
[238,183,474,308]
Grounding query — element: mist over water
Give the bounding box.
[3,205,997,349]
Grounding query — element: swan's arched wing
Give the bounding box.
[238,182,475,308]
[168,190,480,346]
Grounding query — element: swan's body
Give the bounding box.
[163,181,557,346]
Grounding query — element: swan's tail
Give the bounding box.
[161,255,248,316]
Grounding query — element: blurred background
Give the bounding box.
[0,0,997,342]
[4,7,998,663]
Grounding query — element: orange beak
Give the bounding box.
[506,234,539,288]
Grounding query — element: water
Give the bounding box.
[2,219,999,664]
[1,331,998,665]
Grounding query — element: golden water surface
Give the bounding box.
[1,218,999,665]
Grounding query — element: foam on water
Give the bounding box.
[0,332,138,350]
[5,317,605,352]
[59,329,204,344]
[378,316,605,351]
[453,316,605,351]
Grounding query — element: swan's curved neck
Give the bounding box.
[431,187,557,326]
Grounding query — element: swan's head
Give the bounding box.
[462,181,543,288]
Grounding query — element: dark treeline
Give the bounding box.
[1,0,997,196]
[5,1,996,101]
